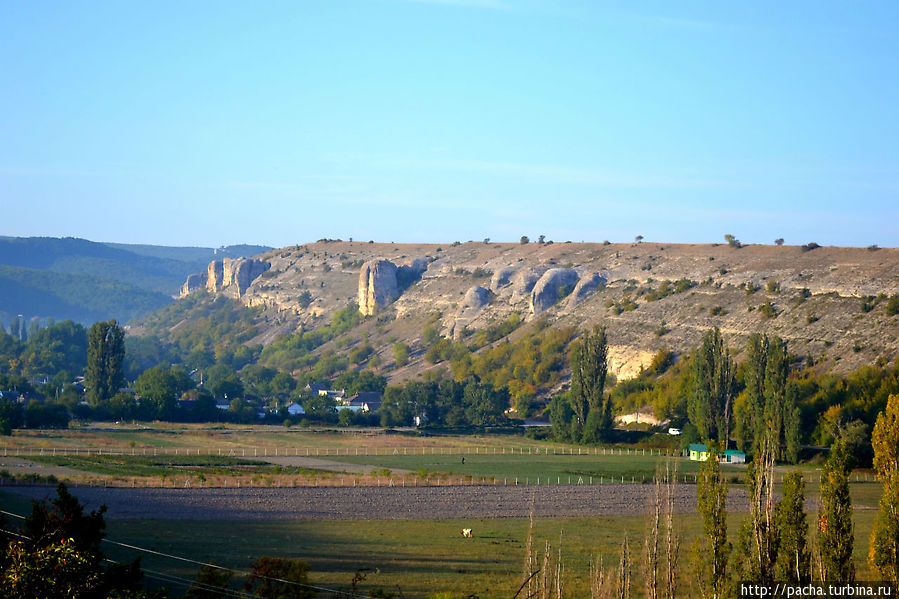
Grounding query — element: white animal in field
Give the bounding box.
[461,528,472,537]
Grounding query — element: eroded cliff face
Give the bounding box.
[181,258,270,299]
[530,268,580,314]
[180,273,205,297]
[357,259,399,315]
[176,240,899,378]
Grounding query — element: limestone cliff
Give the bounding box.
[510,267,548,303]
[461,285,491,310]
[180,258,269,299]
[358,259,399,315]
[567,272,606,309]
[170,240,899,378]
[530,268,580,314]
[206,261,224,293]
[180,273,205,297]
[490,267,516,291]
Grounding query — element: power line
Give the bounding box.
[2,526,252,599]
[1,509,370,598]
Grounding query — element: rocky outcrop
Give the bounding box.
[530,268,580,314]
[226,259,270,297]
[180,273,205,297]
[400,257,429,275]
[490,267,516,291]
[510,267,548,302]
[207,261,224,293]
[180,258,269,298]
[461,286,491,310]
[358,259,399,315]
[567,272,606,309]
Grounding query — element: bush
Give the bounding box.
[758,301,777,319]
[885,295,899,317]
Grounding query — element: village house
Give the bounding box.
[688,443,746,464]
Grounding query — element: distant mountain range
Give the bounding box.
[0,236,270,326]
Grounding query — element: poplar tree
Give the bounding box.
[86,320,125,407]
[692,447,730,599]
[689,328,734,444]
[818,440,854,582]
[746,450,778,582]
[777,470,810,583]
[569,324,609,441]
[742,334,799,462]
[869,394,899,582]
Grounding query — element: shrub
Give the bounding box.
[886,295,899,317]
[297,291,313,308]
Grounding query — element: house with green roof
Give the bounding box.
[689,443,747,464]
[689,443,712,461]
[722,449,746,463]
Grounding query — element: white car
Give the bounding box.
[668,427,681,436]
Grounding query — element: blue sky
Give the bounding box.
[1,1,897,247]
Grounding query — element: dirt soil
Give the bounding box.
[4,484,750,521]
[0,458,94,479]
[251,456,413,474]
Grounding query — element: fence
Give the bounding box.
[0,445,682,458]
[0,445,875,489]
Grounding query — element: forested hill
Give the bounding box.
[0,236,270,326]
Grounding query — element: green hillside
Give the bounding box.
[0,236,271,326]
[0,265,171,325]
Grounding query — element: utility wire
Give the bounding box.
[3,526,253,599]
[0,509,371,598]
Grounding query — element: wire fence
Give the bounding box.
[0,444,683,458]
[0,445,876,489]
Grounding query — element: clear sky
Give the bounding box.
[1,1,897,248]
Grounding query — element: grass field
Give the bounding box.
[0,425,886,597]
[312,450,728,483]
[0,487,880,599]
[0,423,717,487]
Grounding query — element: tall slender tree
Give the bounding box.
[777,470,810,583]
[86,320,125,408]
[869,394,899,582]
[692,446,730,599]
[569,325,610,440]
[819,440,854,582]
[689,328,734,444]
[742,334,798,462]
[746,446,778,582]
